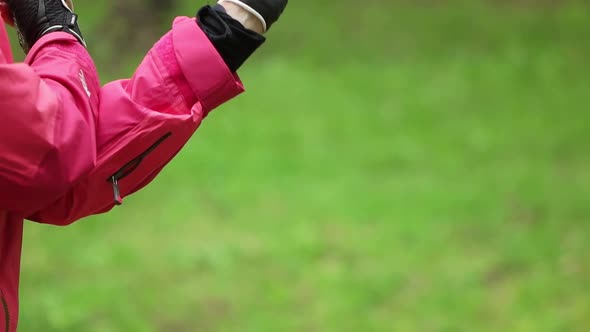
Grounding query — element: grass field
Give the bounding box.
[16,1,590,331]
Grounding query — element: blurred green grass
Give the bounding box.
[17,1,590,331]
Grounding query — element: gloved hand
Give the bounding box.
[5,0,84,53]
[218,0,288,33]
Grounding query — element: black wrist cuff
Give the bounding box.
[196,5,265,72]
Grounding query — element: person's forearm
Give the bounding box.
[30,16,246,224]
[17,0,287,221]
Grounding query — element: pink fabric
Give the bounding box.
[0,17,243,332]
[0,22,12,63]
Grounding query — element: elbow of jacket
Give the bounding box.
[22,146,95,218]
[0,175,69,217]
[24,178,82,226]
[27,204,80,226]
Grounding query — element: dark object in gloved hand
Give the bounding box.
[219,0,288,32]
[6,0,85,53]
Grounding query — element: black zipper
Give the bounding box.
[1,289,9,332]
[107,132,172,206]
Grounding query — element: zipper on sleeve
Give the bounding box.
[110,176,123,206]
[107,132,172,206]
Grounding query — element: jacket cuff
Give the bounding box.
[153,17,244,115]
[170,16,244,113]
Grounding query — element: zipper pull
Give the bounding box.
[110,176,123,206]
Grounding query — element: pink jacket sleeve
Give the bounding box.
[28,17,243,224]
[0,33,100,215]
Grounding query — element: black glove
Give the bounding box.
[220,0,288,32]
[7,0,85,53]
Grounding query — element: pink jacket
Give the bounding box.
[0,16,243,331]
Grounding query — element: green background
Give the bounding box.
[12,0,590,331]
